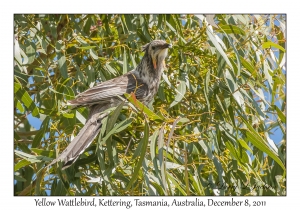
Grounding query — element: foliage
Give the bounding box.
[14,14,286,196]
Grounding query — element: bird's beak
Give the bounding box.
[163,43,172,49]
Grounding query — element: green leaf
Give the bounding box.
[57,53,68,79]
[238,113,285,171]
[162,73,187,107]
[121,15,129,33]
[114,118,133,133]
[206,27,233,70]
[31,148,55,158]
[105,63,117,76]
[150,129,160,174]
[170,77,186,108]
[262,41,286,52]
[83,16,92,34]
[19,47,29,67]
[167,172,186,195]
[130,53,137,68]
[85,65,95,88]
[225,141,249,164]
[14,159,31,171]
[222,32,241,76]
[74,35,91,44]
[126,117,149,190]
[25,42,36,64]
[106,101,125,131]
[14,175,27,182]
[100,101,126,146]
[272,105,286,124]
[56,40,65,52]
[75,110,87,125]
[54,180,67,195]
[218,25,246,35]
[102,118,133,143]
[204,70,211,110]
[14,150,51,163]
[240,56,256,76]
[224,69,244,108]
[14,82,40,117]
[237,139,253,154]
[63,112,75,118]
[165,21,186,44]
[124,93,163,121]
[32,116,50,148]
[14,39,23,65]
[37,35,48,54]
[149,181,165,195]
[77,45,96,50]
[89,49,98,59]
[158,124,167,193]
[64,85,75,100]
[123,48,128,74]
[213,157,225,195]
[16,100,24,113]
[195,127,213,159]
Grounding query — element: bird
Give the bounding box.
[48,40,172,169]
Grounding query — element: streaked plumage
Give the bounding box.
[48,40,171,169]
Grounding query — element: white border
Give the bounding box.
[4,1,298,209]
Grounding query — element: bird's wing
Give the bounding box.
[68,72,149,107]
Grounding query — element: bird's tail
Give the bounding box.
[48,104,108,170]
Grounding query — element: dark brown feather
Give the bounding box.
[68,72,150,107]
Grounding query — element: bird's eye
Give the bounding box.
[152,46,155,50]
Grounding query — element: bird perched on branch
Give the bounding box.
[49,40,172,169]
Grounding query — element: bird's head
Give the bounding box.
[142,40,172,70]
